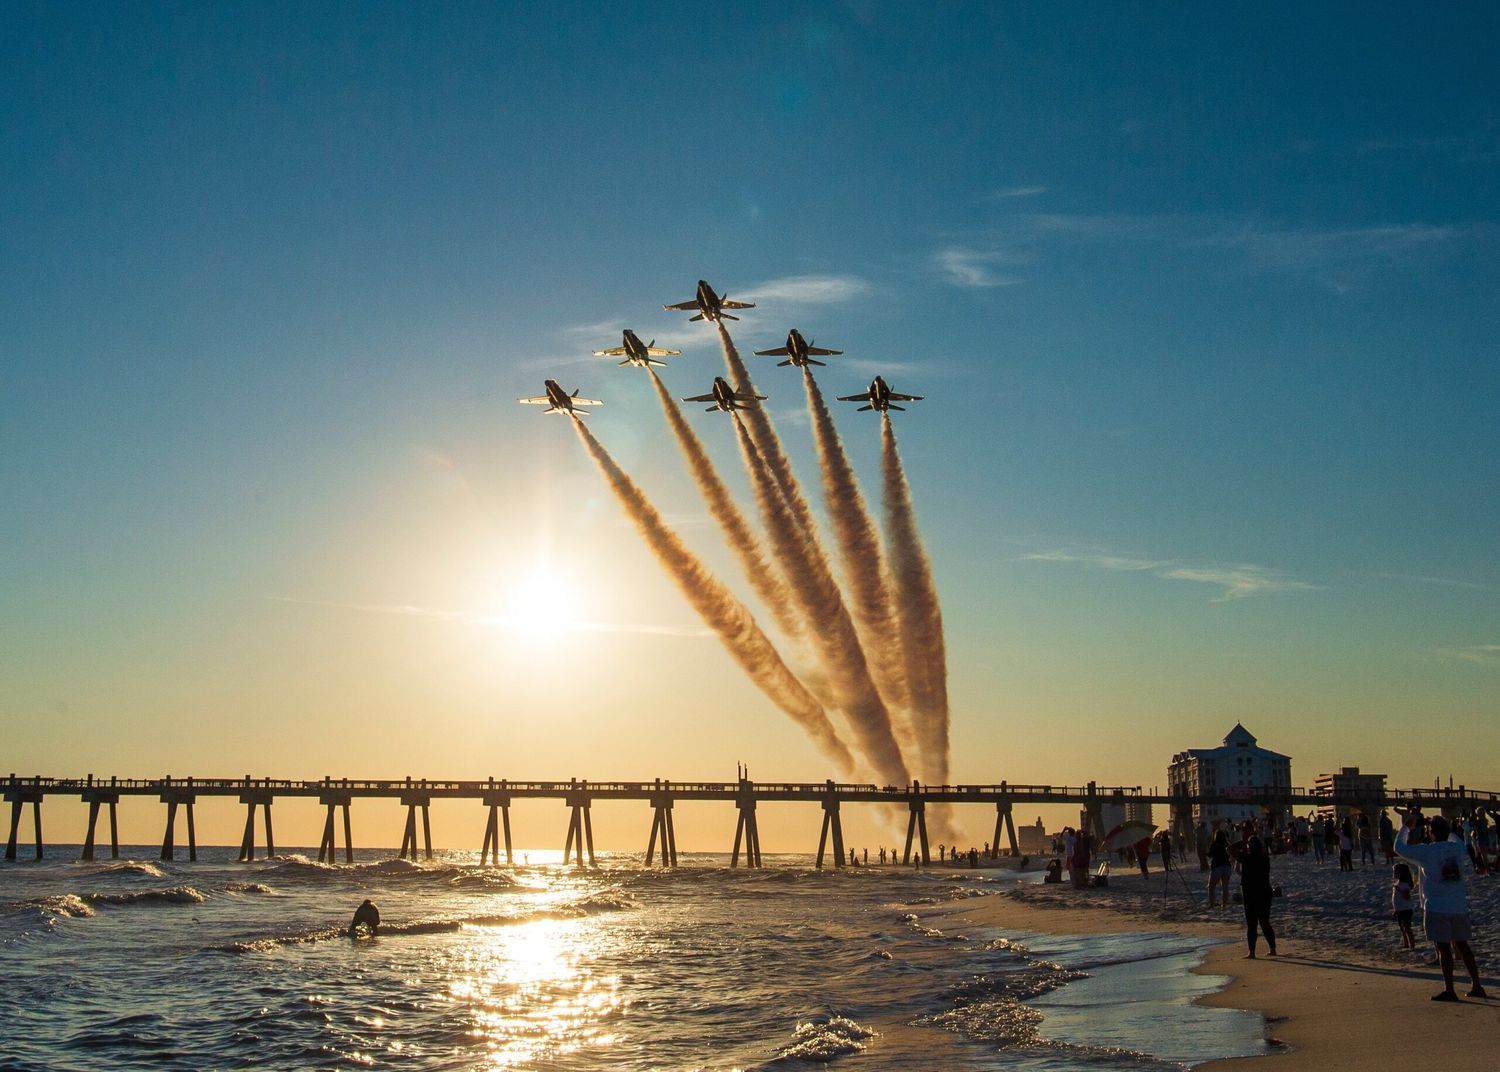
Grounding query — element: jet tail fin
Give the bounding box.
[721,313,739,321]
[777,358,794,367]
[858,404,875,412]
[888,404,905,411]
[689,313,705,322]
[807,357,825,367]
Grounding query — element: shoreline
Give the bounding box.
[945,876,1499,1071]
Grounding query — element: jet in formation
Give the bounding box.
[682,377,767,412]
[837,376,923,412]
[592,329,682,369]
[664,279,756,322]
[518,379,604,418]
[753,328,843,367]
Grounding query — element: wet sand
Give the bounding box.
[946,874,1500,1071]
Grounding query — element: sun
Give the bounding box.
[503,565,577,637]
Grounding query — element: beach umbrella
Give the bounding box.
[1101,820,1156,851]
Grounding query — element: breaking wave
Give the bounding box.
[772,1015,876,1063]
[86,886,207,907]
[79,860,166,879]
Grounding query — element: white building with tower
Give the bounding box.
[1167,723,1292,829]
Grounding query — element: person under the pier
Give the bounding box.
[349,899,381,937]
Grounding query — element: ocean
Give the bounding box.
[2,849,1271,1070]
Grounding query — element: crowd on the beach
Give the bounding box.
[1033,805,1495,1002]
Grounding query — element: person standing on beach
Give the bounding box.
[1394,810,1486,1001]
[1207,829,1233,907]
[1237,833,1277,958]
[1338,818,1354,872]
[1379,811,1396,864]
[1392,862,1417,949]
[1310,815,1325,863]
[1195,822,1210,871]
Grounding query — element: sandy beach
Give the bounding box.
[942,855,1500,1070]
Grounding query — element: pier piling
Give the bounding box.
[992,792,1019,858]
[317,791,354,863]
[645,782,678,867]
[237,788,275,862]
[5,778,45,861]
[816,782,845,869]
[159,786,199,862]
[562,781,594,867]
[730,782,762,867]
[398,794,433,861]
[479,787,513,865]
[902,782,931,865]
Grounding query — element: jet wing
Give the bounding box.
[518,396,552,404]
[752,346,792,356]
[805,346,843,356]
[663,300,700,311]
[720,300,756,309]
[680,392,716,403]
[645,346,681,356]
[592,346,629,357]
[836,392,873,402]
[887,392,924,402]
[733,391,768,402]
[571,397,603,406]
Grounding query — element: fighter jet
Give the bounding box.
[753,328,843,368]
[592,329,682,369]
[681,377,767,412]
[836,376,923,412]
[663,279,756,322]
[517,379,603,417]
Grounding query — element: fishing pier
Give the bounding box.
[6,774,1497,867]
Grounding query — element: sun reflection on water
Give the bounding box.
[448,916,622,1068]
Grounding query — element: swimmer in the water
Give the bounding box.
[348,898,380,937]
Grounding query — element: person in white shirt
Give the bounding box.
[1394,810,1486,1001]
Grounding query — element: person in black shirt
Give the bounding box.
[1238,834,1277,958]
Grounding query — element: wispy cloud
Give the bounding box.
[1433,644,1500,667]
[954,210,1478,293]
[934,247,1025,288]
[1018,212,1175,239]
[1379,572,1494,593]
[739,274,870,305]
[1351,133,1500,163]
[989,185,1047,200]
[267,595,713,638]
[1022,549,1317,602]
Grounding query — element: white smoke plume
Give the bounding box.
[573,418,854,773]
[647,369,807,641]
[732,415,911,788]
[880,415,951,784]
[801,369,914,726]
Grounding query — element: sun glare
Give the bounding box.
[504,566,577,637]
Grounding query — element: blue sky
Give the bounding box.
[3,4,1497,840]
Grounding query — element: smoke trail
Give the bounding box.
[647,370,807,642]
[802,370,913,720]
[733,416,911,788]
[715,322,818,533]
[880,415,950,785]
[573,419,854,773]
